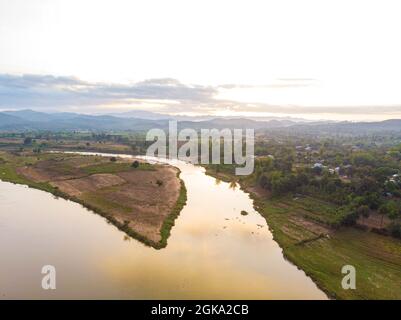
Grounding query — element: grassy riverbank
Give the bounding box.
[0,150,187,249]
[204,167,401,300]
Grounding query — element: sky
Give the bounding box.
[0,0,401,121]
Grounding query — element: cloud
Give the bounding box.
[1,73,401,121]
[218,79,316,90]
[0,74,217,110]
[222,103,401,115]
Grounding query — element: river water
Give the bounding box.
[0,152,326,299]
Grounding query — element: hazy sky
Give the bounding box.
[1,0,401,120]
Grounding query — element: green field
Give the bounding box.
[253,195,401,299]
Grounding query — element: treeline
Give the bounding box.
[252,140,401,236]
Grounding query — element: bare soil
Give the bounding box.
[17,155,182,243]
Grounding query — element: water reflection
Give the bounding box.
[0,153,327,299]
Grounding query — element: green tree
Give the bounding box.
[378,201,399,227]
[23,137,33,145]
[356,205,370,218]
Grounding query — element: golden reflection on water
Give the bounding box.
[0,155,327,299]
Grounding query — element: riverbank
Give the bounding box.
[204,167,401,300]
[0,151,187,249]
[0,152,327,299]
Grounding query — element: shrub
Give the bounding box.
[356,205,370,218]
[23,137,33,145]
[388,223,401,238]
[334,205,359,227]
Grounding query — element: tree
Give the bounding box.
[312,165,323,175]
[356,205,370,218]
[296,173,309,187]
[351,152,376,166]
[131,160,139,168]
[388,223,401,238]
[270,173,297,196]
[110,157,117,162]
[378,201,399,227]
[23,137,33,145]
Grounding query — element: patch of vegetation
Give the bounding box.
[0,162,56,194]
[80,192,133,214]
[158,169,187,249]
[240,210,248,216]
[82,162,154,175]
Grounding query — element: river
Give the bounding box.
[0,152,326,299]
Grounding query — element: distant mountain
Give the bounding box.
[3,109,83,123]
[0,110,167,131]
[0,110,299,132]
[283,119,401,135]
[0,113,32,130]
[178,118,295,130]
[1,110,401,134]
[110,110,312,123]
[4,109,54,122]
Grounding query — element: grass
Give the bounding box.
[0,163,56,194]
[203,164,235,183]
[275,196,340,225]
[82,162,154,175]
[253,195,401,299]
[80,192,133,214]
[158,169,187,248]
